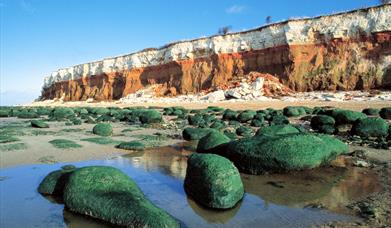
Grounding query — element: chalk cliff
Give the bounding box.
[41,5,391,101]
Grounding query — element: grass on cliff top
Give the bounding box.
[80,137,123,145]
[49,139,82,149]
[0,143,28,152]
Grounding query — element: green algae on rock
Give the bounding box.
[49,139,82,149]
[0,135,20,144]
[184,154,244,209]
[352,117,389,138]
[225,133,348,174]
[38,165,76,196]
[196,131,231,153]
[116,141,145,151]
[31,119,49,128]
[80,137,122,145]
[182,127,216,140]
[331,109,367,125]
[92,123,113,136]
[380,107,391,120]
[255,124,300,137]
[139,109,162,124]
[63,166,179,227]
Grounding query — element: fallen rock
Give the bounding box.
[182,127,215,140]
[352,117,389,138]
[196,131,231,154]
[184,154,244,209]
[92,123,113,136]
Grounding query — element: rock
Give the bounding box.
[269,115,290,125]
[0,110,10,117]
[184,154,244,209]
[222,109,238,121]
[283,106,306,117]
[86,98,94,103]
[252,77,264,90]
[92,123,113,136]
[188,114,205,126]
[352,117,389,138]
[31,119,49,128]
[256,124,300,137]
[225,133,348,174]
[50,108,75,120]
[236,126,254,136]
[331,109,367,125]
[63,166,179,227]
[196,131,231,153]
[318,125,336,134]
[380,107,391,119]
[204,90,226,102]
[353,160,370,168]
[362,108,380,116]
[139,110,162,124]
[311,115,335,129]
[226,89,242,99]
[237,110,256,123]
[38,165,76,196]
[182,127,215,140]
[116,141,145,151]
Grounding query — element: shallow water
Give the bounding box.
[0,143,382,228]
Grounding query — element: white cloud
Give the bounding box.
[226,5,245,14]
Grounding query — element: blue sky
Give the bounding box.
[0,0,382,105]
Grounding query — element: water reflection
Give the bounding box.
[0,143,381,228]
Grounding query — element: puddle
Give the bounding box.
[0,143,382,228]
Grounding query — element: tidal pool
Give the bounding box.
[0,143,381,228]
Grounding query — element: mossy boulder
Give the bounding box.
[222,109,238,121]
[256,124,300,137]
[184,154,244,209]
[352,117,389,138]
[182,127,215,140]
[362,108,380,116]
[116,141,145,151]
[92,123,113,136]
[380,107,391,120]
[283,106,306,117]
[188,114,204,126]
[237,110,256,123]
[250,119,264,127]
[50,108,75,120]
[139,110,162,124]
[196,131,231,153]
[62,166,179,227]
[225,133,348,174]
[16,110,39,119]
[31,119,49,128]
[38,165,76,196]
[0,110,10,117]
[317,125,336,134]
[331,109,366,125]
[236,126,253,136]
[269,115,290,125]
[311,115,335,129]
[49,139,82,149]
[209,121,225,130]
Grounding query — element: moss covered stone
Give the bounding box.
[380,107,391,120]
[63,166,179,227]
[50,108,75,120]
[16,110,39,119]
[311,115,335,129]
[196,131,231,153]
[225,133,348,174]
[237,110,256,123]
[352,117,389,138]
[116,141,145,151]
[92,123,113,136]
[31,119,49,128]
[49,139,82,149]
[139,109,162,124]
[0,135,20,143]
[0,110,10,117]
[283,106,306,117]
[184,154,244,209]
[256,124,300,137]
[236,126,253,136]
[331,109,367,125]
[182,127,215,140]
[222,109,238,121]
[362,108,380,116]
[38,165,76,196]
[269,115,290,125]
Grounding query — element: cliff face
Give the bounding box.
[41,5,391,101]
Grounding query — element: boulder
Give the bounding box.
[310,115,335,129]
[38,165,76,196]
[380,107,391,120]
[196,131,231,153]
[50,108,75,120]
[182,127,215,140]
[31,119,49,128]
[352,117,389,138]
[63,166,179,227]
[256,124,299,137]
[269,115,290,125]
[204,90,226,102]
[222,109,238,121]
[237,110,256,123]
[331,109,366,125]
[139,110,162,124]
[225,133,348,174]
[184,154,244,209]
[362,108,380,116]
[283,106,306,117]
[236,126,253,136]
[92,123,113,136]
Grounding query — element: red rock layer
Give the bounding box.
[41,32,391,101]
